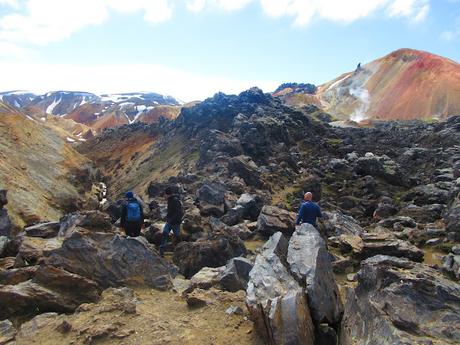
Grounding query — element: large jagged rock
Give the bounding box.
[0,320,16,344]
[0,190,11,238]
[402,184,450,206]
[58,211,113,237]
[445,205,460,240]
[398,203,445,223]
[236,193,264,221]
[173,227,246,279]
[341,255,460,345]
[196,182,226,217]
[321,211,363,237]
[0,265,100,319]
[361,238,424,262]
[354,153,402,185]
[257,205,296,236]
[246,232,315,345]
[23,221,60,238]
[228,155,264,188]
[218,257,253,292]
[15,236,65,267]
[287,224,343,325]
[45,229,174,290]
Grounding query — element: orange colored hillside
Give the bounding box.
[318,48,460,120]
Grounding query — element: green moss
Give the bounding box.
[326,138,343,148]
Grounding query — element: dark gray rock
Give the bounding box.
[361,238,423,262]
[228,223,253,240]
[378,216,416,229]
[246,232,315,345]
[45,229,174,290]
[24,222,60,238]
[341,255,460,345]
[236,193,264,221]
[228,155,264,188]
[196,182,226,217]
[445,205,460,240]
[321,211,363,237]
[218,257,253,292]
[173,227,246,279]
[0,214,10,239]
[58,211,112,237]
[398,204,445,223]
[402,184,450,206]
[354,153,402,185]
[0,265,101,319]
[287,224,343,325]
[0,319,16,344]
[442,253,460,280]
[257,205,296,236]
[221,206,245,226]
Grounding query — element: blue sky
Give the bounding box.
[0,0,459,101]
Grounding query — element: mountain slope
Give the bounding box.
[274,49,460,121]
[0,102,99,229]
[318,48,460,121]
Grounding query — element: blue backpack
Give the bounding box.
[126,201,141,222]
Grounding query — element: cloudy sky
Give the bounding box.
[0,0,459,101]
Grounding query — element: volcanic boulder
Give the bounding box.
[341,255,460,345]
[44,229,174,290]
[257,205,296,236]
[196,182,226,217]
[247,225,343,344]
[246,232,315,345]
[0,265,100,319]
[287,224,343,325]
[173,227,246,279]
[0,190,11,238]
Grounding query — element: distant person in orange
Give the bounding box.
[296,192,323,227]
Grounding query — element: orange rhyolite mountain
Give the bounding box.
[278,49,460,121]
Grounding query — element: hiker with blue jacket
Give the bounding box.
[121,191,144,237]
[160,186,183,257]
[296,192,323,227]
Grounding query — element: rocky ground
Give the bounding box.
[1,88,459,344]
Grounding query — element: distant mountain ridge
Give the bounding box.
[274,48,460,121]
[0,90,183,132]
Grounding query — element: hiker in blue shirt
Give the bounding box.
[296,192,323,227]
[121,191,144,237]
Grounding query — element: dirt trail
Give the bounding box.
[15,286,264,345]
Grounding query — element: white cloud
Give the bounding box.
[0,0,18,8]
[187,0,253,12]
[258,0,430,26]
[388,0,429,22]
[0,62,279,102]
[441,15,460,41]
[0,0,173,48]
[0,0,431,52]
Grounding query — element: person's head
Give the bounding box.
[125,191,134,199]
[304,192,313,201]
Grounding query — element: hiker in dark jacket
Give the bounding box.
[296,192,322,227]
[160,187,183,256]
[121,191,144,237]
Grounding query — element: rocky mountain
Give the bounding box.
[0,102,101,229]
[0,90,182,132]
[1,87,459,344]
[276,48,460,121]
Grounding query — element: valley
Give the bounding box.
[0,49,459,345]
